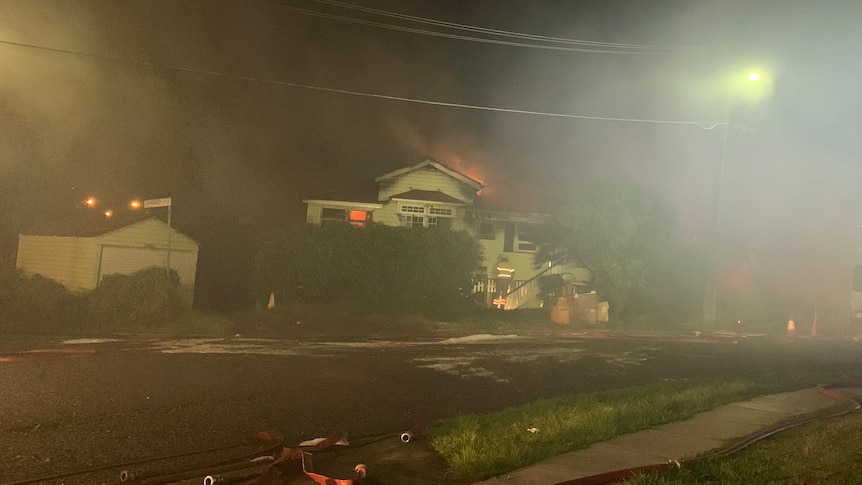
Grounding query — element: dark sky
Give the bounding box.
[2,0,861,310]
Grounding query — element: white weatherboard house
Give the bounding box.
[16,217,199,307]
[303,159,587,309]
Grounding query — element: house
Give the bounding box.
[303,159,588,308]
[16,216,199,307]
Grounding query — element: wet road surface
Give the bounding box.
[1,333,860,483]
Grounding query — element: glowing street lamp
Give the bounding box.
[129,199,141,209]
[104,210,114,218]
[85,196,97,207]
[702,69,769,329]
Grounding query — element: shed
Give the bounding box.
[16,216,199,307]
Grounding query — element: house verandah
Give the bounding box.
[302,159,588,309]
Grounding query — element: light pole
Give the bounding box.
[702,71,765,329]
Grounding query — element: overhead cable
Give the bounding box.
[306,0,707,51]
[249,0,669,55]
[0,38,734,129]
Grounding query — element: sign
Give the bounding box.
[143,197,172,208]
[493,297,507,307]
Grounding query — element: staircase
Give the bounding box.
[502,263,564,310]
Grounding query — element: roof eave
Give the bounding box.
[302,199,384,210]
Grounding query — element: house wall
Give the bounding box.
[306,202,324,224]
[377,166,476,204]
[16,235,99,291]
[472,222,542,280]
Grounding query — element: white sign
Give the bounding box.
[143,197,172,208]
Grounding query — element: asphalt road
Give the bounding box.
[1,333,861,484]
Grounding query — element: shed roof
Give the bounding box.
[22,215,197,245]
[23,213,153,237]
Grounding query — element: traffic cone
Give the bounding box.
[786,315,796,336]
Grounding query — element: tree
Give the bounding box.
[538,177,673,318]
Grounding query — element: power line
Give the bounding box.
[306,0,707,51]
[0,38,729,129]
[248,0,668,55]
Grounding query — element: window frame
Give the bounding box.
[320,207,347,223]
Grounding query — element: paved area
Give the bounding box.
[477,388,843,484]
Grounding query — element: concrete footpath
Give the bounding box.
[477,388,841,485]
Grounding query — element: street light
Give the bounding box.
[702,70,768,329]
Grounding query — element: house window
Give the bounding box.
[400,205,425,214]
[400,214,424,228]
[478,221,495,240]
[429,207,453,216]
[428,217,452,230]
[320,207,346,223]
[487,279,496,295]
[516,224,540,252]
[503,223,515,252]
[349,210,369,227]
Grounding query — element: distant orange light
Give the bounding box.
[104,210,114,218]
[85,197,96,207]
[129,200,141,209]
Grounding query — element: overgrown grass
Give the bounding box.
[430,377,811,481]
[628,405,862,484]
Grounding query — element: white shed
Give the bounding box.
[16,216,199,306]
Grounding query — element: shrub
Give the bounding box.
[87,267,187,333]
[0,271,80,333]
[255,223,482,318]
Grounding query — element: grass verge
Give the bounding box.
[430,377,820,481]
[627,405,862,484]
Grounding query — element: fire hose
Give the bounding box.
[552,381,862,485]
[1,430,284,485]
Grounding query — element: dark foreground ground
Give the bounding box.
[1,329,861,484]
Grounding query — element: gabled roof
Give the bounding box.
[22,215,198,245]
[374,158,483,190]
[389,189,467,205]
[23,213,153,237]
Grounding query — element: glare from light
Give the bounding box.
[747,72,762,82]
[130,200,141,209]
[104,210,114,218]
[85,197,96,207]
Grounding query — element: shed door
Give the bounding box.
[98,246,197,285]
